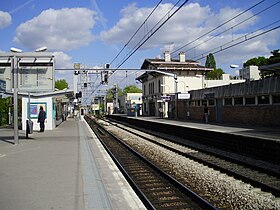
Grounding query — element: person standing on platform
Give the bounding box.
[159,107,163,118]
[38,106,46,132]
[204,104,209,123]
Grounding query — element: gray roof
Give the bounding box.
[141,58,213,71]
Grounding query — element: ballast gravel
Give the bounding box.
[99,120,280,210]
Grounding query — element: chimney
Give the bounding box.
[179,52,185,62]
[164,51,171,62]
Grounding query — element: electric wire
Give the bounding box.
[109,0,163,66]
[192,22,280,61]
[183,0,280,56]
[114,0,184,70]
[171,0,266,56]
[114,0,189,71]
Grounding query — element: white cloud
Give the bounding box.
[99,2,278,70]
[53,51,73,69]
[53,51,74,88]
[0,11,12,29]
[14,8,96,51]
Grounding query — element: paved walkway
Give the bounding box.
[0,117,146,210]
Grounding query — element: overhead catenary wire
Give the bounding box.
[171,0,266,56]
[182,0,280,55]
[114,0,190,71]
[192,23,280,61]
[116,0,183,67]
[109,0,163,66]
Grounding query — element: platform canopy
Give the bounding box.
[259,62,280,77]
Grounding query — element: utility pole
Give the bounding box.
[113,84,118,114]
[12,56,19,145]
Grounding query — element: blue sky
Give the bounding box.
[1,0,279,91]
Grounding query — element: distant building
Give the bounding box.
[136,51,245,117]
[119,93,142,114]
[239,65,260,81]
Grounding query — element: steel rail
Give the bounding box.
[85,115,217,210]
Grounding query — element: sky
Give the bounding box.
[0,0,280,94]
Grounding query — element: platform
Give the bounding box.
[0,117,146,210]
[125,116,280,141]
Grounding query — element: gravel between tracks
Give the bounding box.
[100,120,280,210]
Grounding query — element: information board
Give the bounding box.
[19,66,53,91]
[0,52,54,92]
[28,102,47,119]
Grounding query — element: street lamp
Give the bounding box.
[10,46,48,144]
[35,46,47,52]
[10,47,23,53]
[230,64,239,68]
[10,47,21,144]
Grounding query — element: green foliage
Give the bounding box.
[123,85,142,94]
[0,97,12,126]
[268,49,280,65]
[55,79,69,90]
[106,87,122,100]
[243,56,267,67]
[106,85,142,100]
[206,68,225,80]
[205,53,216,70]
[243,49,280,67]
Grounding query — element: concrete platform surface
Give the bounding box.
[0,117,146,210]
[128,116,280,141]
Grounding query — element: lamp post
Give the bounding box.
[12,54,19,144]
[10,46,48,144]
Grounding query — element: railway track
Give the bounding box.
[84,115,217,210]
[105,117,280,198]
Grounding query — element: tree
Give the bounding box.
[123,85,142,94]
[206,68,225,80]
[55,79,69,90]
[243,56,267,67]
[268,49,280,65]
[0,97,11,125]
[106,86,122,100]
[205,53,216,70]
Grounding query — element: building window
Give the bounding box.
[143,85,146,95]
[158,80,161,93]
[202,100,207,106]
[272,95,280,104]
[224,98,232,106]
[245,96,255,105]
[208,99,214,106]
[189,101,195,106]
[258,95,269,105]
[234,97,243,105]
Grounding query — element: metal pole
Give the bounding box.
[28,92,31,120]
[13,56,19,145]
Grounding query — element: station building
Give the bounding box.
[136,51,245,118]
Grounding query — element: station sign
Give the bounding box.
[161,95,170,101]
[178,93,190,99]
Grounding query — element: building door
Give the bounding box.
[149,102,155,116]
[215,98,223,122]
